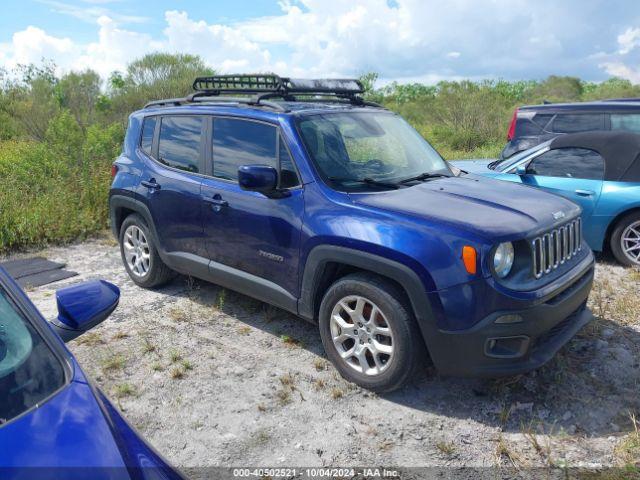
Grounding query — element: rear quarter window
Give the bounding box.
[140,116,156,156]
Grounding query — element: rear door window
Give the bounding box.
[611,114,640,133]
[550,114,605,133]
[157,116,204,173]
[527,147,604,180]
[212,118,277,181]
[0,288,66,426]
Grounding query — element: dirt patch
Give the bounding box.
[15,238,640,471]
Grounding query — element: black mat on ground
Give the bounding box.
[0,256,78,288]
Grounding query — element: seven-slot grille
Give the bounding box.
[531,218,582,279]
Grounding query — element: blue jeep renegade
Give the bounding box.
[109,75,595,392]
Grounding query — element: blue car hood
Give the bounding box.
[0,380,127,475]
[351,174,581,241]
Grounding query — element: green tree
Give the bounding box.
[526,75,583,103]
[110,53,214,116]
[56,70,102,130]
[4,62,60,140]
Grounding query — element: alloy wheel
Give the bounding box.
[329,295,394,376]
[123,225,151,277]
[621,220,640,266]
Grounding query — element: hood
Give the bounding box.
[0,380,127,474]
[350,174,581,241]
[449,159,496,175]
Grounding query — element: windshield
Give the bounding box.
[490,140,552,172]
[298,112,451,191]
[0,287,66,426]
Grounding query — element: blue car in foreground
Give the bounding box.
[452,131,640,267]
[0,267,182,480]
[110,75,595,392]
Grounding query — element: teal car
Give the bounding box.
[451,131,640,267]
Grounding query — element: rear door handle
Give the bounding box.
[575,189,595,197]
[141,179,161,190]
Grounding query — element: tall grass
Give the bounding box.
[0,113,123,252]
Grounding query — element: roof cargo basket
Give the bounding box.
[145,74,380,110]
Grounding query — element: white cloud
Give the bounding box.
[1,26,80,71]
[617,27,640,55]
[1,1,640,84]
[601,61,640,83]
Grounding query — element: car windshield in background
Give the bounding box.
[489,140,552,172]
[298,112,451,191]
[0,288,66,426]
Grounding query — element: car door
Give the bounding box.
[138,115,207,258]
[518,147,604,219]
[200,116,304,298]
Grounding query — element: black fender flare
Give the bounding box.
[109,194,163,253]
[298,245,437,342]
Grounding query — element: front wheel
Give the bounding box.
[318,273,424,392]
[610,212,640,267]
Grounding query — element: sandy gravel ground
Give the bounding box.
[9,235,640,475]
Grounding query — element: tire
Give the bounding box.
[610,211,640,267]
[119,213,175,288]
[318,272,424,392]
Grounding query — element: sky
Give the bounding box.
[1,0,640,84]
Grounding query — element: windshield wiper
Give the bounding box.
[397,172,450,184]
[328,177,400,189]
[487,159,502,170]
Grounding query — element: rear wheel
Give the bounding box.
[610,212,640,267]
[318,272,423,392]
[119,214,174,288]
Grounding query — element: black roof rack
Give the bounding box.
[144,74,382,111]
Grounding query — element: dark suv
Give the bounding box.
[502,99,640,159]
[109,75,595,392]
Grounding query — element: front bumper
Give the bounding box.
[426,257,595,377]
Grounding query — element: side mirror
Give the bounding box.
[515,165,527,176]
[49,280,120,343]
[238,165,279,196]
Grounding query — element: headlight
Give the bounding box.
[493,242,515,278]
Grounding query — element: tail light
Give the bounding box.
[507,108,518,141]
[111,164,119,178]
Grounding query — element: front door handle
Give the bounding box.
[141,179,161,190]
[202,194,228,212]
[575,189,595,197]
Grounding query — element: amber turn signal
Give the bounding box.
[462,245,477,275]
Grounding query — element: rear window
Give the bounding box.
[0,288,66,426]
[157,116,203,173]
[611,114,640,133]
[515,113,553,136]
[550,114,605,133]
